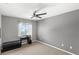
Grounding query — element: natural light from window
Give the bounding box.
[18,23,32,37]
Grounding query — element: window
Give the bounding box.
[18,23,32,37]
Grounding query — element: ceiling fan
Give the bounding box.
[31,9,47,19]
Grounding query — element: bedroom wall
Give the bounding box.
[2,15,37,43]
[0,13,1,54]
[37,9,79,54]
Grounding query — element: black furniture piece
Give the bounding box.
[1,40,21,52]
[1,35,32,52]
[20,35,32,44]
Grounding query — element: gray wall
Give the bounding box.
[37,9,79,54]
[0,14,1,54]
[2,15,37,43]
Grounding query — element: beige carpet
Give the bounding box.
[2,42,70,55]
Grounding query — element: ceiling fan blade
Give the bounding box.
[37,16,42,18]
[37,13,47,15]
[31,8,44,19]
[33,8,41,15]
[33,11,36,16]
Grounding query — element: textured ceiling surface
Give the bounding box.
[0,3,79,20]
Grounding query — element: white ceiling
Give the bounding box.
[0,3,79,21]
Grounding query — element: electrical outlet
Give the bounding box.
[61,43,64,47]
[70,46,72,49]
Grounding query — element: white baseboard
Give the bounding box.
[38,40,76,55]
